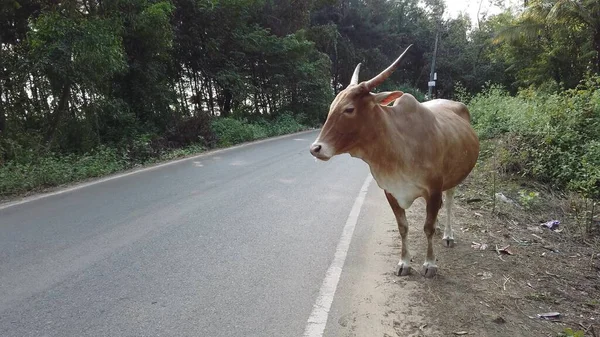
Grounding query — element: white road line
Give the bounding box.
[0,129,317,211]
[303,174,373,337]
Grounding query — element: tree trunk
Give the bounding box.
[45,81,71,145]
[254,90,260,115]
[333,33,340,95]
[178,78,189,116]
[221,89,232,118]
[0,88,5,135]
[0,48,6,135]
[291,82,297,107]
[207,80,216,116]
[30,75,43,118]
[191,69,201,111]
[594,29,600,73]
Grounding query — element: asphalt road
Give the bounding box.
[0,130,372,337]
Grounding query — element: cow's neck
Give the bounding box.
[350,105,409,175]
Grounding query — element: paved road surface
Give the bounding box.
[0,130,374,337]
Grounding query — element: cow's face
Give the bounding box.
[309,84,402,161]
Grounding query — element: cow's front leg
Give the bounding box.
[384,191,410,276]
[423,192,442,278]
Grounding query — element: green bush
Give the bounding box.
[469,76,600,199]
[271,113,306,135]
[377,82,426,102]
[211,114,307,147]
[0,146,127,196]
[211,118,255,147]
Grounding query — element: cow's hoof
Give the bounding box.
[396,262,411,276]
[442,237,454,248]
[422,262,438,278]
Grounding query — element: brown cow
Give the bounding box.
[309,45,480,278]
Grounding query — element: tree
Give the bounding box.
[493,0,600,89]
[547,0,600,71]
[28,8,126,147]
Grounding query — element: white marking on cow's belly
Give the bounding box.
[373,174,423,209]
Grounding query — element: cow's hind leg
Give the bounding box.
[442,188,455,247]
[384,191,411,276]
[423,192,442,278]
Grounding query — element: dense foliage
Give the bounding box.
[1,0,599,197]
[468,75,600,200]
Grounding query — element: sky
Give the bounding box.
[443,0,522,25]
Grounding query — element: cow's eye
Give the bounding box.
[344,107,355,114]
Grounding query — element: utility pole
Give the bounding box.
[428,29,439,100]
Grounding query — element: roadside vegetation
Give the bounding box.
[465,75,600,233]
[0,113,309,197]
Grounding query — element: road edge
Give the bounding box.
[0,129,318,211]
[303,174,373,337]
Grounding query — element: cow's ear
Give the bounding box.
[373,91,403,106]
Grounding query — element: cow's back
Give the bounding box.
[422,99,471,123]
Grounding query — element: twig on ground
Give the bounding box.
[427,285,443,302]
[511,236,527,245]
[503,275,511,291]
[542,245,558,253]
[578,322,591,332]
[531,233,544,241]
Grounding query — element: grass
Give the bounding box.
[558,328,585,337]
[0,113,311,199]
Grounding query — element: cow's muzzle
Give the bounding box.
[310,143,331,161]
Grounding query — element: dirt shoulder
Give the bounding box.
[424,169,600,337]
[323,179,437,337]
[324,166,599,336]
